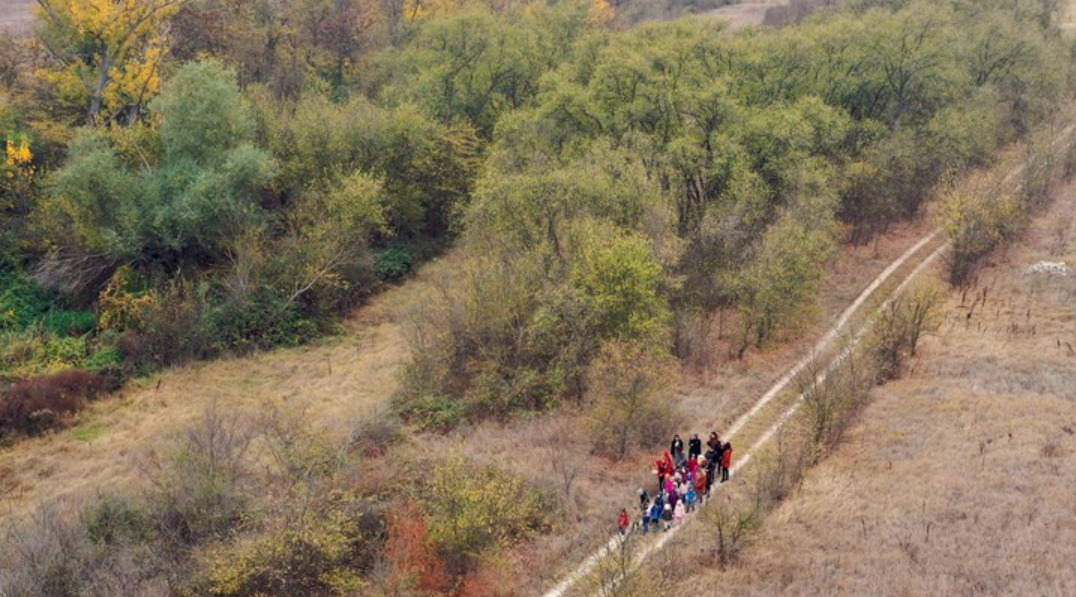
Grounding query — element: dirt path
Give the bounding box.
[0,0,35,36]
[668,176,1076,597]
[542,120,1076,597]
[701,0,788,30]
[541,229,946,597]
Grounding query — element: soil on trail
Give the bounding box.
[0,0,35,36]
[702,0,789,30]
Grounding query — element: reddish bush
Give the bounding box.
[383,501,451,594]
[0,369,111,436]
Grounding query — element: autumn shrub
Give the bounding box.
[585,341,680,461]
[382,501,451,594]
[419,453,551,575]
[200,492,382,597]
[0,368,110,435]
[0,325,90,380]
[143,406,253,549]
[937,173,1021,286]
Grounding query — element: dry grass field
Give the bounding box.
[666,181,1076,596]
[1063,0,1076,32]
[0,283,407,517]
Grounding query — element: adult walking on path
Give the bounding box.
[688,433,702,460]
[721,442,733,482]
[670,434,685,466]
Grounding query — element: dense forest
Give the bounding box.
[0,0,1073,594]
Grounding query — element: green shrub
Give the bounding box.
[0,267,55,332]
[373,245,414,282]
[84,494,153,546]
[41,310,96,337]
[206,288,320,354]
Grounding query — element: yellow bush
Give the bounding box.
[202,494,371,597]
[422,453,549,574]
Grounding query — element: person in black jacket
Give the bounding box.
[670,434,685,466]
[713,440,727,481]
[688,433,702,460]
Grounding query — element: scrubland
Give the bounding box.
[3,0,1075,594]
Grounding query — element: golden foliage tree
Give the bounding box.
[34,0,184,125]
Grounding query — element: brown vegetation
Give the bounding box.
[0,369,111,436]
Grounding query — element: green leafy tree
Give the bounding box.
[38,60,275,294]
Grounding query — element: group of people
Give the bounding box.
[617,432,733,535]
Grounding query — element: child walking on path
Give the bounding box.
[685,486,697,513]
[618,508,630,535]
[673,500,685,526]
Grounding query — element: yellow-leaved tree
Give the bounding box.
[34,0,184,125]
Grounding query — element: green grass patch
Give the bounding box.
[73,424,105,442]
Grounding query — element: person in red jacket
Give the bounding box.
[618,508,631,535]
[695,464,708,500]
[721,442,732,482]
[655,457,668,488]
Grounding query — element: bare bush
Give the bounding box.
[700,491,762,569]
[585,341,680,461]
[586,533,675,597]
[870,282,943,383]
[540,418,588,506]
[0,502,88,597]
[349,410,402,459]
[142,404,254,550]
[797,352,873,460]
